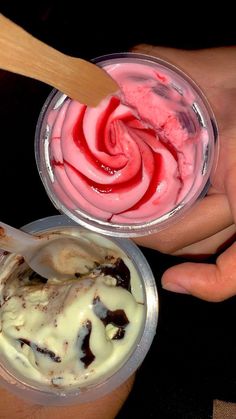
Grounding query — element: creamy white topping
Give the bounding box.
[0,229,144,388]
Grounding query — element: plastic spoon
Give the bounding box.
[0,14,118,106]
[0,221,104,279]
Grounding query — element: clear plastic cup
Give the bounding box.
[0,215,158,405]
[35,53,218,237]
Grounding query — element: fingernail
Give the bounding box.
[162,282,190,294]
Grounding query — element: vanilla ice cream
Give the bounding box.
[0,228,145,388]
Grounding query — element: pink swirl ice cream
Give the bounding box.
[43,56,212,226]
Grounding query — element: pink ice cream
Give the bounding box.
[46,61,209,224]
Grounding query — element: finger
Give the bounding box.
[173,224,236,257]
[131,44,199,77]
[162,242,236,302]
[131,44,193,66]
[130,44,214,88]
[134,193,233,254]
[131,44,236,89]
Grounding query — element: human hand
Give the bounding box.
[0,375,134,419]
[132,44,236,301]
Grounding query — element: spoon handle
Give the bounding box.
[0,221,37,254]
[0,14,65,86]
[0,14,118,106]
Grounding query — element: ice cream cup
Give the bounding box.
[35,52,218,237]
[0,215,158,405]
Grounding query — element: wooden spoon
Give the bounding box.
[0,14,118,106]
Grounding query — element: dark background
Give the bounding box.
[1,2,236,418]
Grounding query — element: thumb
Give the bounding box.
[162,243,236,302]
